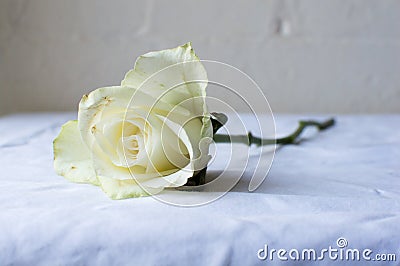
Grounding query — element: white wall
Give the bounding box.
[1,0,399,115]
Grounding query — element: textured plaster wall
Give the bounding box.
[0,0,399,115]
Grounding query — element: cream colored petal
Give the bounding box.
[78,86,138,148]
[160,115,211,172]
[53,120,98,185]
[145,115,189,174]
[144,115,200,188]
[136,119,195,189]
[121,43,208,115]
[92,114,196,189]
[97,175,162,199]
[140,167,193,189]
[91,139,177,182]
[78,86,188,149]
[184,117,212,170]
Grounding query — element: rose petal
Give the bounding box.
[53,120,98,185]
[97,175,162,199]
[121,43,208,116]
[78,86,189,150]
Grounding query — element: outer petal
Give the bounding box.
[161,115,211,172]
[78,86,145,148]
[121,43,208,116]
[142,116,196,188]
[53,120,98,185]
[97,176,163,200]
[122,42,206,90]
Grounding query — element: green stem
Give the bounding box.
[213,118,335,146]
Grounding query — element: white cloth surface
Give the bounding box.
[0,113,399,266]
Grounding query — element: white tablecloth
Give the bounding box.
[0,113,399,265]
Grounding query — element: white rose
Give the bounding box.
[53,43,212,199]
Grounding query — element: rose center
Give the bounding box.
[122,134,143,159]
